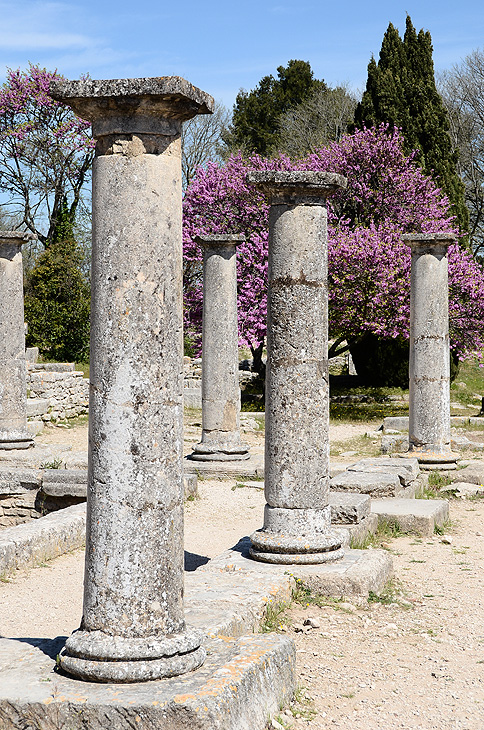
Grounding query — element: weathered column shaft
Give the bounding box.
[247,171,346,564]
[403,233,456,466]
[190,235,249,461]
[50,77,213,683]
[0,232,35,449]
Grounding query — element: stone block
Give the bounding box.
[26,420,44,435]
[0,633,295,730]
[25,347,39,363]
[0,503,86,575]
[31,362,75,372]
[184,454,264,479]
[328,491,371,524]
[39,470,197,501]
[347,457,420,486]
[381,433,408,454]
[183,387,202,409]
[383,416,409,432]
[450,464,484,486]
[41,469,87,498]
[440,482,484,498]
[371,498,449,537]
[64,452,89,469]
[344,513,379,548]
[0,468,41,495]
[330,470,403,497]
[184,472,198,499]
[25,399,50,417]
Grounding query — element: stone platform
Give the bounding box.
[0,544,299,730]
[200,536,393,599]
[0,633,295,730]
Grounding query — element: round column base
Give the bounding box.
[0,430,34,450]
[249,527,345,565]
[188,441,250,462]
[406,448,458,471]
[59,627,206,683]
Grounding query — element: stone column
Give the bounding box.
[247,171,346,564]
[50,77,213,682]
[189,234,249,461]
[0,232,35,450]
[402,233,457,469]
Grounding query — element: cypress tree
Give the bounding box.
[24,197,90,363]
[355,15,468,234]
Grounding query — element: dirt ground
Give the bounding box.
[1,419,484,729]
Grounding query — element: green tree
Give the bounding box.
[24,198,90,363]
[223,59,324,156]
[354,15,468,233]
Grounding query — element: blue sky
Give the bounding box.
[0,0,483,108]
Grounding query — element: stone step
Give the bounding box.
[371,498,449,537]
[1,632,294,730]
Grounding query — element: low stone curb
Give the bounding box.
[0,503,86,576]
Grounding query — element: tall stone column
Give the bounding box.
[50,77,213,682]
[247,171,346,564]
[0,232,35,450]
[189,234,249,461]
[402,233,457,469]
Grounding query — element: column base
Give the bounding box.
[188,441,250,462]
[59,627,206,683]
[250,505,345,564]
[406,448,458,471]
[0,430,34,450]
[249,529,345,565]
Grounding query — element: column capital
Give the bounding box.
[50,76,214,138]
[0,231,36,248]
[195,234,245,248]
[402,232,455,250]
[247,170,347,205]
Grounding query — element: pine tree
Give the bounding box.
[223,60,324,156]
[355,15,468,233]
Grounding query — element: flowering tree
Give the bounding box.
[183,125,484,367]
[0,64,94,247]
[183,152,292,368]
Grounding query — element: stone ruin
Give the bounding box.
[0,72,464,730]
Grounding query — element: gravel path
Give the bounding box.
[285,499,484,730]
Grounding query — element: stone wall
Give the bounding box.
[26,363,89,423]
